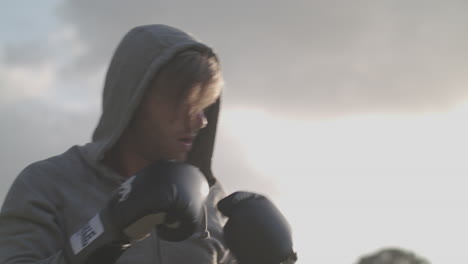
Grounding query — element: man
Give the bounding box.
[0,24,296,264]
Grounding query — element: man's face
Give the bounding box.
[126,84,220,162]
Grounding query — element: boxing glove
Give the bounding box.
[67,160,209,264]
[217,192,297,264]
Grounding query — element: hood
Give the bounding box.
[89,24,220,186]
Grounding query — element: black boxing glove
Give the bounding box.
[67,160,209,264]
[217,192,297,264]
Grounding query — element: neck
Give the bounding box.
[103,141,152,179]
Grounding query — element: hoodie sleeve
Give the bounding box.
[202,182,239,264]
[0,169,68,264]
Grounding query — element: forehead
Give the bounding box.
[146,79,221,108]
[147,49,223,104]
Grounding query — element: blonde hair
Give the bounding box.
[151,49,224,113]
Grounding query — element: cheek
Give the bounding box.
[128,109,158,139]
[130,100,183,141]
[142,112,177,141]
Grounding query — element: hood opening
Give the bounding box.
[187,97,220,187]
[89,25,221,186]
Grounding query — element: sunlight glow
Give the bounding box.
[221,102,468,264]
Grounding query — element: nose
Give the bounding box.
[190,111,208,132]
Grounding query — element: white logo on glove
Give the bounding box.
[118,176,136,202]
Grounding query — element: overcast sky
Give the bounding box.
[2,1,468,263]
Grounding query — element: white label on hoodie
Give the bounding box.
[70,213,104,254]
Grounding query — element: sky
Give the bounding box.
[1,1,468,263]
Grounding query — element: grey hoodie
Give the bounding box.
[0,24,236,264]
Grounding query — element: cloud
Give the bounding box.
[3,1,468,117]
[0,63,55,103]
[3,41,51,66]
[47,0,468,118]
[0,98,97,201]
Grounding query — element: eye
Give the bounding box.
[184,97,217,119]
[188,108,206,120]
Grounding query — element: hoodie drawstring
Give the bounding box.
[200,205,211,239]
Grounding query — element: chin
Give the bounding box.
[164,152,187,162]
[175,154,188,162]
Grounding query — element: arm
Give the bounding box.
[0,160,209,264]
[0,175,68,264]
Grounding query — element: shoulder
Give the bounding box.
[3,146,89,208]
[22,145,83,175]
[18,145,87,184]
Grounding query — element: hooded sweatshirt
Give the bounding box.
[0,24,236,264]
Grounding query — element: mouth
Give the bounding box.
[178,135,196,149]
[179,137,193,144]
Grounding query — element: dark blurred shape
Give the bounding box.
[356,247,430,264]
